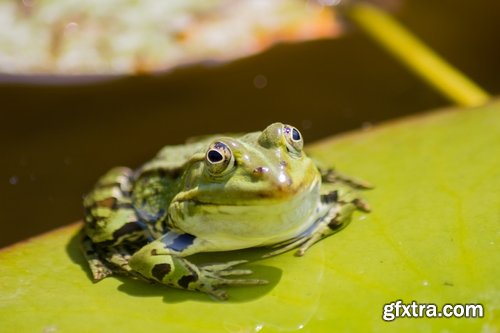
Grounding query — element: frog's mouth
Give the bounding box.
[168,179,323,250]
[182,177,320,206]
[174,162,322,206]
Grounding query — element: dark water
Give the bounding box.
[1,0,499,247]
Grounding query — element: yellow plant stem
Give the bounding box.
[345,2,490,107]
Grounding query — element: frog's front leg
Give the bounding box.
[264,184,371,258]
[129,232,267,300]
[293,196,365,257]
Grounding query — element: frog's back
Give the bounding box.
[137,135,225,174]
[135,130,261,176]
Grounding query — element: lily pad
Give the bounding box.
[1,101,499,332]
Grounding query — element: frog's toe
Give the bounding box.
[201,260,248,272]
[203,287,229,300]
[218,269,253,276]
[90,262,113,281]
[219,277,268,286]
[295,247,308,257]
[353,198,372,212]
[202,260,266,283]
[198,275,267,300]
[295,233,323,257]
[216,269,267,284]
[195,283,229,301]
[262,238,308,258]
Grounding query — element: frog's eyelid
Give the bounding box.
[205,141,235,175]
[283,125,303,155]
[291,128,301,142]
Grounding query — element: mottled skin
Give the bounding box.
[81,123,371,299]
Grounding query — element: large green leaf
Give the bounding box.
[1,102,499,332]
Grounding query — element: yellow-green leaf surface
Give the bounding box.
[1,102,499,332]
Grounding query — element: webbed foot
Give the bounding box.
[129,242,268,300]
[197,260,268,300]
[80,233,113,280]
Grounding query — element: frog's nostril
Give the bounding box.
[253,166,269,175]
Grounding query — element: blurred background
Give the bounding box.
[1,0,499,247]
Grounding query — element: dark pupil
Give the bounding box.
[208,150,224,163]
[292,128,301,141]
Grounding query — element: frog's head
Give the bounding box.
[170,123,323,249]
[181,122,320,203]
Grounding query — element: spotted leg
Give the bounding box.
[82,167,150,280]
[129,231,268,300]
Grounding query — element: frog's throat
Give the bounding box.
[167,180,324,250]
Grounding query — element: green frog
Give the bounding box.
[81,123,371,299]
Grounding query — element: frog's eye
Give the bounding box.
[283,125,303,155]
[205,141,234,176]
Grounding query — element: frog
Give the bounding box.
[81,123,371,300]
